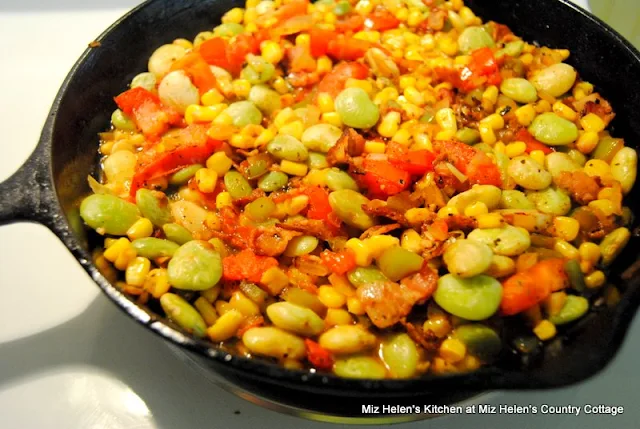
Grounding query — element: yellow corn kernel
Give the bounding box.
[316,92,335,114]
[479,124,496,145]
[364,141,386,154]
[104,238,118,249]
[554,239,579,259]
[573,81,594,100]
[505,141,527,158]
[222,7,243,23]
[318,286,346,309]
[353,30,381,43]
[278,160,307,177]
[437,206,460,219]
[229,291,261,316]
[207,124,235,141]
[194,168,218,194]
[278,120,304,140]
[311,55,331,74]
[194,297,218,326]
[439,338,466,364]
[365,235,400,258]
[201,89,224,106]
[399,75,416,90]
[255,127,275,147]
[374,87,400,106]
[345,78,373,95]
[404,86,425,106]
[260,266,289,295]
[552,216,580,242]
[482,85,499,105]
[172,38,193,50]
[245,22,258,33]
[325,309,354,326]
[407,9,425,27]
[581,260,594,275]
[412,132,433,150]
[392,128,412,145]
[103,238,132,263]
[493,141,506,154]
[126,218,154,241]
[535,99,552,113]
[583,159,611,178]
[212,111,234,126]
[125,257,151,287]
[585,270,606,289]
[520,52,533,65]
[551,101,577,121]
[328,274,356,297]
[434,129,454,141]
[354,0,374,15]
[207,309,244,342]
[464,201,489,217]
[423,317,452,338]
[260,40,284,64]
[533,320,557,341]
[404,208,432,224]
[576,131,599,154]
[272,77,290,94]
[476,213,504,229]
[347,297,365,315]
[200,285,221,304]
[215,300,233,316]
[459,6,478,25]
[215,191,233,209]
[395,7,409,21]
[579,242,601,265]
[114,247,137,271]
[400,229,423,253]
[515,104,536,126]
[345,238,372,266]
[232,79,251,98]
[580,113,605,133]
[321,112,342,127]
[588,199,617,217]
[481,113,505,131]
[438,37,458,56]
[529,149,546,166]
[185,104,221,125]
[435,107,457,132]
[274,107,294,127]
[206,152,232,176]
[377,111,401,138]
[144,268,171,299]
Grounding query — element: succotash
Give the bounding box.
[80,0,636,379]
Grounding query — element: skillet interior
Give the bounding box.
[45,0,640,399]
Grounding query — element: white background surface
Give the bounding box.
[1,0,640,428]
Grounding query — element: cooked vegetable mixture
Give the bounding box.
[82,0,637,379]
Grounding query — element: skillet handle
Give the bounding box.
[0,145,53,226]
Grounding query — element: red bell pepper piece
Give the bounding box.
[129,125,222,197]
[257,0,309,28]
[222,249,279,283]
[453,47,502,91]
[114,87,182,140]
[515,128,555,154]
[435,140,502,187]
[309,27,336,57]
[320,249,357,275]
[386,141,436,175]
[364,9,401,31]
[170,51,217,94]
[304,186,333,221]
[199,34,259,75]
[335,15,365,33]
[304,339,334,371]
[316,61,369,98]
[361,157,412,196]
[288,45,316,72]
[327,35,373,61]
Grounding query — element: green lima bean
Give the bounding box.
[80,194,140,236]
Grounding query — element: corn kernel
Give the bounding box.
[552,101,577,121]
[328,274,356,297]
[407,9,425,27]
[476,213,504,229]
[439,338,466,364]
[260,40,284,64]
[325,309,353,326]
[492,141,506,154]
[438,37,458,56]
[579,242,601,265]
[401,229,423,253]
[185,104,221,125]
[295,33,311,49]
[585,270,606,289]
[194,168,218,194]
[278,120,304,140]
[520,53,533,65]
[365,235,400,258]
[232,79,252,98]
[364,141,386,154]
[576,131,599,154]
[104,238,132,262]
[144,268,171,298]
[212,111,234,126]
[552,216,580,242]
[127,218,154,241]
[464,201,489,217]
[345,238,372,266]
[534,99,551,113]
[201,89,224,106]
[403,86,424,106]
[255,127,275,146]
[354,30,381,43]
[354,0,374,15]
[392,128,412,145]
[216,191,233,209]
[125,257,151,287]
[482,85,498,105]
[515,104,536,126]
[423,317,452,338]
[280,160,308,176]
[222,7,244,24]
[318,286,346,309]
[230,290,261,316]
[321,112,342,127]
[583,159,611,178]
[505,141,527,158]
[580,113,605,133]
[529,149,546,165]
[260,266,289,295]
[205,152,232,176]
[377,111,401,138]
[399,75,416,90]
[272,77,290,94]
[554,240,579,259]
[345,78,373,95]
[435,107,457,132]
[396,7,409,21]
[114,247,137,271]
[533,320,557,341]
[207,309,244,342]
[573,81,594,100]
[478,124,496,145]
[315,56,333,75]
[404,208,432,224]
[588,199,618,217]
[317,92,335,113]
[347,297,365,315]
[194,297,218,326]
[437,206,459,219]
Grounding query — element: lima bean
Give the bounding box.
[434,274,503,321]
[158,70,199,114]
[347,266,388,287]
[484,254,516,278]
[528,112,578,145]
[136,189,172,227]
[500,190,535,210]
[545,152,580,181]
[160,293,207,338]
[328,189,376,230]
[526,187,571,215]
[500,78,538,103]
[452,324,501,360]
[162,223,193,245]
[249,84,282,115]
[267,135,309,162]
[611,147,637,194]
[467,225,531,256]
[600,227,631,266]
[456,127,480,144]
[325,168,359,191]
[168,241,222,291]
[148,44,187,78]
[80,194,140,236]
[377,246,424,282]
[529,63,577,97]
[444,239,493,278]
[266,302,325,336]
[284,235,319,257]
[319,325,376,354]
[132,238,179,259]
[447,185,502,212]
[214,22,244,37]
[245,197,276,222]
[308,152,329,169]
[224,171,253,198]
[335,88,380,129]
[457,26,494,54]
[131,72,157,92]
[333,356,387,379]
[566,149,587,167]
[549,295,589,325]
[592,136,624,163]
[111,109,136,131]
[242,327,306,360]
[169,164,203,186]
[258,171,289,192]
[380,333,419,378]
[301,124,343,153]
[224,101,263,127]
[508,155,552,190]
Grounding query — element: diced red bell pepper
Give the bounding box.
[335,15,365,33]
[170,51,217,94]
[309,27,336,57]
[515,128,555,154]
[364,9,401,31]
[320,249,357,275]
[361,157,412,197]
[129,125,222,197]
[304,186,333,221]
[288,45,316,72]
[316,61,369,98]
[222,249,279,283]
[304,339,334,371]
[199,34,260,75]
[327,36,373,61]
[435,140,502,187]
[114,87,182,140]
[386,141,436,175]
[257,0,309,28]
[453,47,502,92]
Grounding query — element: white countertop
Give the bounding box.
[2,1,639,428]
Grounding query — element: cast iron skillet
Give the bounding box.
[2,0,640,419]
